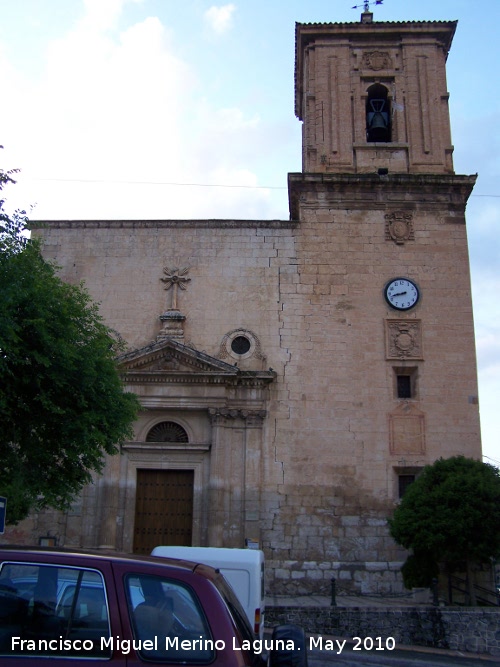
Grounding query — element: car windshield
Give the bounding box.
[124,573,215,663]
[211,572,255,643]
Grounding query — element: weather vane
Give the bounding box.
[352,0,383,10]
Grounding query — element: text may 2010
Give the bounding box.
[309,636,396,655]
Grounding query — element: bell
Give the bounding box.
[367,98,390,141]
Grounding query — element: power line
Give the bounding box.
[483,454,500,467]
[26,176,500,198]
[31,177,285,191]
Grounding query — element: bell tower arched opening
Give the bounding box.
[366,83,391,142]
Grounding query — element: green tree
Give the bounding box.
[0,165,140,524]
[389,456,500,604]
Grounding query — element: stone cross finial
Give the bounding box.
[160,266,191,310]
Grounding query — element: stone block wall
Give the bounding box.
[267,559,406,597]
[266,605,500,656]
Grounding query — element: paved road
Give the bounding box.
[307,641,498,666]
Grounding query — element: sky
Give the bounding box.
[1,0,499,465]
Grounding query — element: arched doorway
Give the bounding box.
[133,422,194,555]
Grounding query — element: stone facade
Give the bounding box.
[11,15,481,595]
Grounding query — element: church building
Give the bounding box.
[28,8,481,594]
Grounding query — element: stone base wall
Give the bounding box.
[260,483,408,596]
[266,606,500,656]
[266,559,406,596]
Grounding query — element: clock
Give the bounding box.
[384,278,420,311]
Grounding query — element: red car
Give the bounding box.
[0,547,306,666]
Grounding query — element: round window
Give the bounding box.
[231,335,251,355]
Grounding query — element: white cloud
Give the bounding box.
[2,8,193,213]
[204,4,236,35]
[212,107,260,132]
[0,0,280,222]
[40,20,189,184]
[80,0,124,31]
[80,0,145,32]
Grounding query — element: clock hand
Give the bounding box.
[392,291,407,297]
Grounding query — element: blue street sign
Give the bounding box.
[0,496,6,534]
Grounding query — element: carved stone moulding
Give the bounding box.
[157,311,186,341]
[148,352,181,371]
[385,210,414,245]
[385,319,423,360]
[389,402,426,455]
[121,442,211,459]
[208,408,267,426]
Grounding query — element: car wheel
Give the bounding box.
[269,624,307,667]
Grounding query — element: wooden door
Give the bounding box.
[133,469,194,555]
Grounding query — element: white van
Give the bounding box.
[151,546,265,639]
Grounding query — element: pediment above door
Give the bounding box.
[117,337,275,388]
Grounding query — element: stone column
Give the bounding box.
[207,408,225,546]
[93,452,122,550]
[207,409,247,547]
[242,410,266,546]
[207,408,267,547]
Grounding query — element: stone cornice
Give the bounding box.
[122,442,211,453]
[288,172,477,219]
[121,370,275,388]
[30,219,298,230]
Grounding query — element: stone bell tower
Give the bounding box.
[294,13,456,175]
[277,12,482,593]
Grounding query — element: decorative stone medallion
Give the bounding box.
[362,51,393,70]
[385,319,423,360]
[385,211,414,245]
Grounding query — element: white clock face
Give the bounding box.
[384,278,420,311]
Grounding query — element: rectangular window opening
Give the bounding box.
[393,366,418,400]
[397,375,412,399]
[398,474,416,499]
